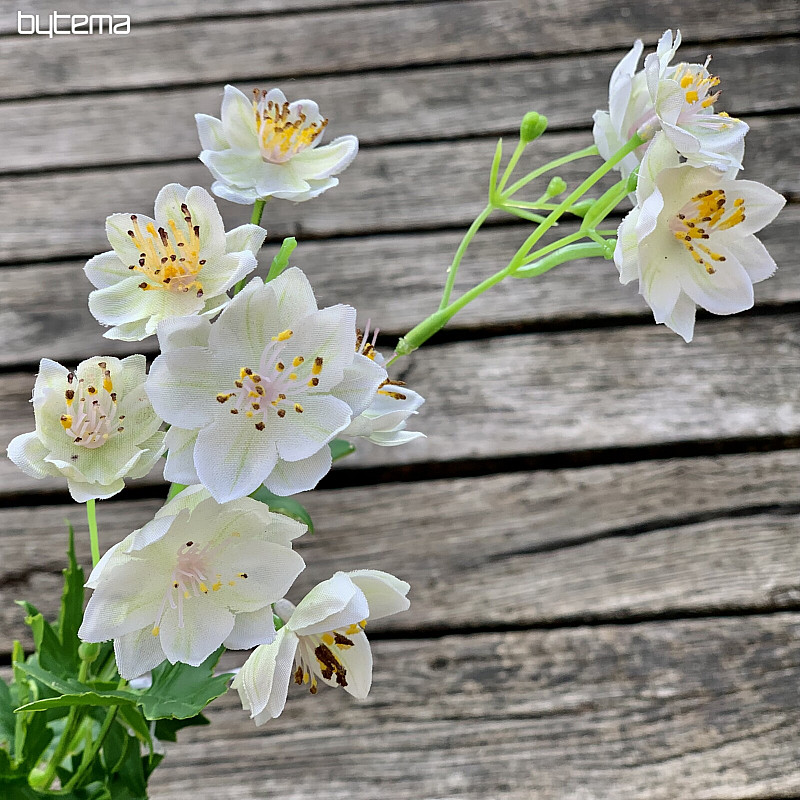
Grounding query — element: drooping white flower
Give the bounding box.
[85,183,266,341]
[7,355,164,502]
[197,85,359,205]
[593,30,749,179]
[232,570,410,725]
[79,485,306,680]
[341,322,426,447]
[146,268,386,502]
[615,132,785,341]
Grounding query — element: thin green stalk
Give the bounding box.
[503,144,598,198]
[86,499,99,568]
[520,230,588,265]
[439,204,492,310]
[513,241,609,279]
[233,198,267,295]
[496,139,526,194]
[63,704,120,791]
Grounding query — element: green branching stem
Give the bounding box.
[63,702,120,791]
[86,499,99,568]
[233,198,268,295]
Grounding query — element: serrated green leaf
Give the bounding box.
[13,662,137,714]
[329,438,356,462]
[138,648,232,720]
[57,525,85,669]
[18,605,72,678]
[117,706,153,757]
[0,678,15,752]
[249,486,314,534]
[152,713,209,743]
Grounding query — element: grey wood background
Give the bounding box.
[1,1,799,798]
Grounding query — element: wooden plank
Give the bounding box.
[2,203,798,369]
[0,115,796,265]
[149,616,800,799]
[2,314,800,496]
[1,0,797,102]
[1,39,796,173]
[0,0,401,35]
[3,447,800,651]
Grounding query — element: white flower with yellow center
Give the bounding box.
[78,486,306,680]
[342,322,426,446]
[146,268,386,502]
[615,132,785,341]
[84,183,266,341]
[593,30,749,179]
[7,355,165,502]
[196,85,359,204]
[232,570,410,725]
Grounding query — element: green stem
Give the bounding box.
[496,139,526,194]
[513,241,609,278]
[63,704,120,791]
[439,204,492,310]
[233,199,267,295]
[86,499,99,568]
[39,661,91,790]
[502,144,598,198]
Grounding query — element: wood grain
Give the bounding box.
[3,448,800,651]
[145,616,800,799]
[1,39,796,173]
[1,0,797,101]
[0,115,796,265]
[2,204,798,368]
[3,314,799,496]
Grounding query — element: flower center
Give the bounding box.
[670,188,746,274]
[59,362,124,448]
[293,620,367,695]
[125,206,205,297]
[672,60,721,120]
[215,329,325,430]
[252,89,328,164]
[151,536,248,635]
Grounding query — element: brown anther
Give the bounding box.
[277,409,286,418]
[255,421,265,431]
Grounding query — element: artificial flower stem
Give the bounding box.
[502,144,599,199]
[513,241,610,278]
[86,498,100,568]
[496,139,527,194]
[439,204,493,310]
[63,704,120,791]
[233,198,268,294]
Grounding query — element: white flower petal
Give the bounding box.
[114,627,166,680]
[679,241,754,315]
[105,212,156,265]
[156,315,212,352]
[158,598,235,667]
[225,223,268,255]
[608,39,643,125]
[727,235,777,284]
[291,135,359,181]
[210,180,261,205]
[7,432,55,480]
[220,84,259,153]
[84,250,131,290]
[224,607,277,650]
[317,629,373,699]
[715,179,786,240]
[347,569,411,621]
[163,426,200,485]
[614,209,641,285]
[640,257,682,324]
[268,266,319,328]
[664,291,696,342]
[289,572,368,637]
[195,112,229,151]
[274,395,352,462]
[264,446,332,496]
[331,353,387,417]
[272,176,339,203]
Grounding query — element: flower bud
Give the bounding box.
[519,112,548,144]
[546,177,567,197]
[78,641,101,663]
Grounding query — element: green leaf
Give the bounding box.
[249,486,314,534]
[265,237,297,282]
[0,678,15,751]
[17,604,72,679]
[329,438,356,462]
[138,648,232,720]
[166,483,187,501]
[152,713,209,743]
[57,525,85,670]
[13,662,138,713]
[117,707,153,756]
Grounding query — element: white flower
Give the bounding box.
[146,268,386,502]
[7,356,164,502]
[196,85,359,204]
[615,132,785,341]
[85,183,266,341]
[232,569,410,725]
[78,485,306,680]
[593,30,749,178]
[341,322,426,446]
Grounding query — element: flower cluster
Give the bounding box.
[7,84,421,727]
[594,30,784,341]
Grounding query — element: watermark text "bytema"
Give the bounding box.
[17,11,131,36]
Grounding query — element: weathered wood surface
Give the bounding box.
[3,205,799,368]
[2,38,797,172]
[2,0,797,101]
[3,315,800,497]
[2,1,799,797]
[145,616,800,799]
[2,114,797,264]
[3,448,800,651]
